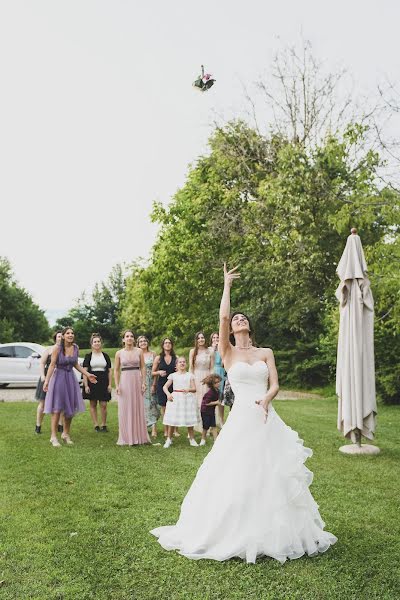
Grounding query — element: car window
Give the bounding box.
[14,346,34,358]
[0,347,14,358]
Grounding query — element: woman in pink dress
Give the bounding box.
[189,332,214,431]
[114,330,149,446]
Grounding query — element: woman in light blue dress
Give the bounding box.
[209,332,226,426]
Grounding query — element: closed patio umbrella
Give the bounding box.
[335,228,379,455]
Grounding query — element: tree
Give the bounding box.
[0,257,50,343]
[122,119,399,396]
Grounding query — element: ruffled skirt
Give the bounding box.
[151,406,337,563]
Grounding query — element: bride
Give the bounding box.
[151,264,337,563]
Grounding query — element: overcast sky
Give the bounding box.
[1,1,399,318]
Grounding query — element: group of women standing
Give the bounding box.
[35,326,227,447]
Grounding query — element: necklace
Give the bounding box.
[236,344,252,350]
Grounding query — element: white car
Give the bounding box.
[0,342,83,387]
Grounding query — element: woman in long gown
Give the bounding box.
[209,332,226,426]
[114,330,149,446]
[189,332,214,431]
[137,335,160,438]
[151,264,337,563]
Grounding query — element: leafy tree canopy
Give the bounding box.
[122,121,399,401]
[0,257,50,343]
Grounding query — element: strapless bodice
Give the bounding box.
[227,361,269,409]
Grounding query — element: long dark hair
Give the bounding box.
[209,331,219,347]
[61,326,75,353]
[229,312,255,346]
[191,331,209,370]
[52,330,62,342]
[121,329,136,347]
[160,337,176,360]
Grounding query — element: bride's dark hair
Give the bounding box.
[229,312,256,346]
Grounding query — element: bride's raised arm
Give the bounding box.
[218,263,240,361]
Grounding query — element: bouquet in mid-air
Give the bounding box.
[192,65,216,92]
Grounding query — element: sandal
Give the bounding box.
[61,433,74,445]
[50,437,61,447]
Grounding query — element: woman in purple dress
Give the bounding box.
[44,327,97,447]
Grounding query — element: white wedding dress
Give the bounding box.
[151,361,337,563]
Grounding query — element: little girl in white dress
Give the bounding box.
[162,357,199,449]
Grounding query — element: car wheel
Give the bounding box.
[0,383,9,388]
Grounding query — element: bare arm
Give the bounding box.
[256,349,279,418]
[39,347,50,380]
[43,345,61,391]
[114,351,121,391]
[82,354,89,391]
[152,355,161,376]
[188,349,194,373]
[74,361,97,382]
[183,375,196,394]
[139,349,146,392]
[209,350,215,372]
[163,377,173,401]
[151,353,157,390]
[187,375,196,394]
[219,263,240,364]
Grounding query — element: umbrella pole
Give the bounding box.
[355,428,362,447]
[339,427,380,455]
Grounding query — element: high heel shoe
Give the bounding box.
[50,437,61,447]
[61,433,74,445]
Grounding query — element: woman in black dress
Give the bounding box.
[152,338,177,437]
[83,334,112,432]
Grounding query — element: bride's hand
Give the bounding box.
[256,397,270,423]
[224,263,240,288]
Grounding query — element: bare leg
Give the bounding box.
[218,403,225,426]
[201,428,207,442]
[100,401,107,427]
[151,423,157,437]
[61,416,74,444]
[58,412,64,430]
[36,401,45,427]
[161,406,167,436]
[63,416,72,436]
[89,400,99,427]
[187,426,195,440]
[211,427,219,441]
[50,412,60,439]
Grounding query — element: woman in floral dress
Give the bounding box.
[138,336,160,438]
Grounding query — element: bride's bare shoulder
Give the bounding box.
[258,347,275,360]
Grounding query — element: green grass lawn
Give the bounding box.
[0,396,399,600]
